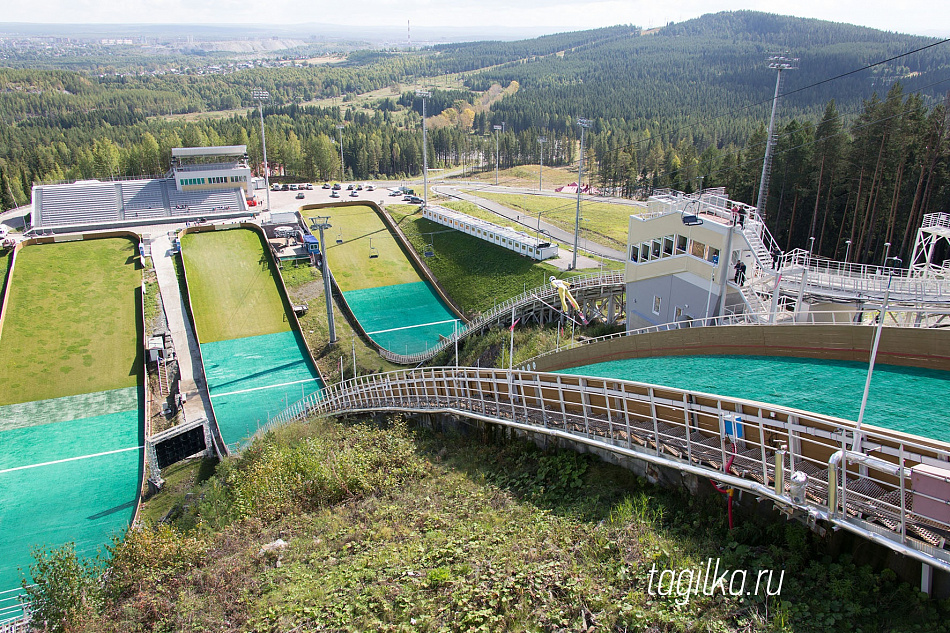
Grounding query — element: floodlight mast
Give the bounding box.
[311,216,337,345]
[336,125,345,180]
[493,125,502,186]
[252,89,271,210]
[538,135,547,192]
[573,118,591,271]
[417,90,430,207]
[755,55,798,219]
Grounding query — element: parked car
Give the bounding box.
[272,183,281,191]
[290,184,298,191]
[330,191,340,198]
[366,185,375,191]
[296,192,305,199]
[332,183,342,190]
[305,183,313,190]
[356,184,363,191]
[322,183,331,189]
[408,195,424,204]
[350,190,359,197]
[281,184,289,191]
[389,190,402,197]
[346,184,354,190]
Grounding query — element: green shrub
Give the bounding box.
[21,544,101,633]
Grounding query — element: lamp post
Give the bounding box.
[538,135,546,192]
[883,241,891,268]
[808,236,815,264]
[493,125,502,186]
[252,88,271,211]
[755,55,798,219]
[416,90,430,207]
[310,216,337,345]
[336,124,345,181]
[852,256,901,451]
[573,117,591,271]
[844,239,852,263]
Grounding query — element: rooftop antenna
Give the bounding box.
[755,54,798,220]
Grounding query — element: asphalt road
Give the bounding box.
[432,184,628,262]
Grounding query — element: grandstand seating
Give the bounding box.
[37,182,121,227]
[166,186,246,217]
[33,178,248,230]
[120,180,167,220]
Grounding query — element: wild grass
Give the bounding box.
[34,416,949,632]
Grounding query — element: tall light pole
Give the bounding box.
[336,124,345,181]
[755,55,798,220]
[311,216,337,346]
[538,135,547,192]
[493,125,502,186]
[573,117,591,271]
[852,256,901,451]
[417,90,430,207]
[252,88,271,211]
[844,239,852,263]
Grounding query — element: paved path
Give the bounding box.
[149,232,217,432]
[433,184,627,263]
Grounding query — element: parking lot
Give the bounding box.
[255,182,419,215]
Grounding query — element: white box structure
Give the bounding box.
[422,205,558,261]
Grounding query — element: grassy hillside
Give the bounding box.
[32,417,950,632]
[0,238,141,404]
[301,204,421,291]
[180,229,290,343]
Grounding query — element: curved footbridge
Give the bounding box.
[271,366,950,574]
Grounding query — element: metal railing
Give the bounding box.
[377,271,625,365]
[778,249,950,302]
[269,366,950,571]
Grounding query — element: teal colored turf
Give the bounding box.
[555,355,950,442]
[201,330,323,447]
[0,396,142,619]
[343,281,461,355]
[0,408,140,471]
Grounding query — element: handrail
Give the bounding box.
[777,251,950,302]
[267,365,950,572]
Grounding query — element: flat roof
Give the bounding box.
[172,145,247,158]
[426,205,553,248]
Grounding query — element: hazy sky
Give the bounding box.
[9,0,949,39]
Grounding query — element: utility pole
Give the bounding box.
[311,217,337,345]
[417,90,430,207]
[538,135,547,192]
[573,117,591,271]
[336,124,345,181]
[493,125,502,186]
[252,89,271,211]
[755,55,798,220]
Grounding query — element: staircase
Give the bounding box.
[742,224,775,271]
[738,283,772,323]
